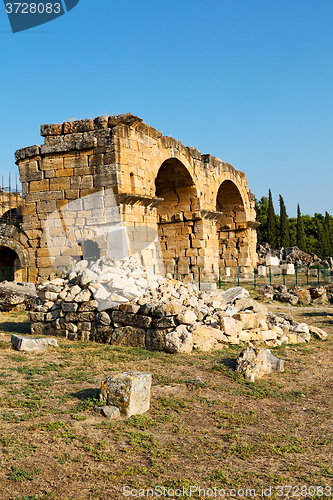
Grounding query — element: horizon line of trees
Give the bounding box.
[255,190,333,260]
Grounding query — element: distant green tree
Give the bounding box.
[324,211,332,256]
[267,190,277,248]
[296,204,306,251]
[316,220,328,259]
[279,194,290,248]
[255,195,268,245]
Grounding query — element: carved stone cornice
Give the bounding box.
[115,193,164,208]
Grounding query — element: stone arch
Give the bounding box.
[216,180,246,229]
[215,178,254,273]
[155,158,201,274]
[0,227,29,268]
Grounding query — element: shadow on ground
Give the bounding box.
[0,321,30,335]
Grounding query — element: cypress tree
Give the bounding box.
[267,189,277,249]
[296,204,306,251]
[324,212,332,256]
[316,221,328,259]
[279,194,290,248]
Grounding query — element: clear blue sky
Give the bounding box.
[0,0,332,217]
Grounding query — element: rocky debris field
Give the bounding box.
[257,243,333,268]
[257,283,332,306]
[28,256,329,353]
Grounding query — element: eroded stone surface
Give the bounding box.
[11,334,58,352]
[236,347,284,382]
[99,371,152,417]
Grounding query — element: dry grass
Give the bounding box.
[0,307,332,500]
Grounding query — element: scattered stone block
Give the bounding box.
[265,256,279,266]
[165,330,193,353]
[219,316,241,336]
[233,312,260,330]
[295,289,311,305]
[308,325,327,340]
[99,371,152,417]
[236,346,284,382]
[258,330,278,341]
[95,405,120,419]
[219,287,249,304]
[176,310,197,324]
[11,334,58,352]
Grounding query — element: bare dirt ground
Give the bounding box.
[0,303,332,500]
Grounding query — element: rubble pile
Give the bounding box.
[257,243,333,269]
[257,284,331,306]
[28,256,328,353]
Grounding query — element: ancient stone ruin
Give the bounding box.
[8,113,258,282]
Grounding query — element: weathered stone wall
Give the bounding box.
[13,113,258,281]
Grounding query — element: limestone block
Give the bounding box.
[219,317,241,336]
[28,311,46,322]
[165,329,193,353]
[152,316,177,328]
[238,330,252,342]
[30,179,50,193]
[99,371,152,417]
[258,330,278,341]
[145,328,172,351]
[11,334,58,352]
[226,336,240,345]
[234,298,268,319]
[95,405,120,419]
[295,289,311,305]
[55,168,74,178]
[265,256,280,266]
[308,325,327,340]
[61,302,79,312]
[40,157,63,171]
[40,123,63,136]
[292,323,309,334]
[176,310,197,324]
[287,333,306,344]
[111,326,146,347]
[219,287,249,304]
[233,312,260,330]
[111,310,152,329]
[272,326,284,336]
[236,347,284,382]
[50,178,71,191]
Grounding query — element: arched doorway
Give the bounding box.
[0,246,20,281]
[155,158,200,276]
[0,208,22,226]
[216,180,247,274]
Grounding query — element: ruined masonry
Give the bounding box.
[10,113,258,281]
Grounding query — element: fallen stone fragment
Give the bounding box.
[273,292,298,306]
[219,287,249,304]
[295,289,311,305]
[11,334,58,352]
[219,316,241,337]
[95,405,120,419]
[236,346,284,382]
[233,312,260,330]
[165,330,193,353]
[308,325,328,340]
[99,371,152,417]
[177,310,197,324]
